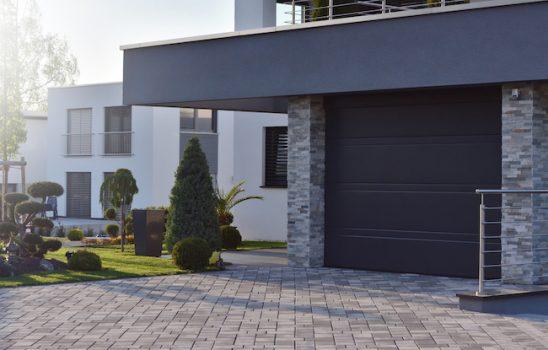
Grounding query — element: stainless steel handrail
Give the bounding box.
[475,189,548,295]
[281,0,466,24]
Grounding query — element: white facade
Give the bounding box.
[47,82,181,219]
[46,81,288,241]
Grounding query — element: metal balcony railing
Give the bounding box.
[282,0,474,24]
[100,131,133,156]
[64,133,93,156]
[475,189,548,295]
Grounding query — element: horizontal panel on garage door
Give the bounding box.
[325,87,501,278]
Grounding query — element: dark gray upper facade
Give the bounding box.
[123,0,548,112]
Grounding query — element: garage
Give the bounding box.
[325,87,501,278]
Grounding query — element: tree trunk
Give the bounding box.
[2,164,9,221]
[120,202,125,252]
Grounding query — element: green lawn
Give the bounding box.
[0,240,285,288]
[0,245,196,288]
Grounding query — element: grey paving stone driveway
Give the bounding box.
[1,267,547,350]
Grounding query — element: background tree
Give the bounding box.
[99,168,138,252]
[0,0,78,219]
[165,138,220,252]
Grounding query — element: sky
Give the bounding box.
[36,0,237,85]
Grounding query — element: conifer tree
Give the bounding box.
[165,138,220,251]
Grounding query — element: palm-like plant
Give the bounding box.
[215,181,263,225]
[100,169,138,252]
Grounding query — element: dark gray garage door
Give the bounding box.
[67,172,91,218]
[325,87,501,278]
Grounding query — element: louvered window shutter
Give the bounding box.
[264,127,288,188]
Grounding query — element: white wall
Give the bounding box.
[47,82,181,218]
[151,107,181,207]
[217,111,288,241]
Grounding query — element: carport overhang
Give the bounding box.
[122,0,548,112]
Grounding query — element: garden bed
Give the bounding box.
[0,244,218,288]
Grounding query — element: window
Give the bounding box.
[104,106,132,155]
[180,108,216,132]
[66,108,92,155]
[264,127,288,188]
[66,172,91,218]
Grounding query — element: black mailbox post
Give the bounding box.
[133,209,166,257]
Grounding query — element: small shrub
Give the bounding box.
[84,228,95,237]
[67,228,84,241]
[125,215,134,235]
[42,239,62,252]
[105,224,119,238]
[67,250,102,271]
[218,212,234,226]
[111,235,134,245]
[104,208,116,220]
[19,233,61,258]
[56,225,66,238]
[172,236,212,271]
[220,225,242,250]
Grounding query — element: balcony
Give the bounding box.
[100,131,133,156]
[64,133,93,156]
[281,0,471,24]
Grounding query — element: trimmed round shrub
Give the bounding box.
[104,208,117,220]
[15,201,44,216]
[3,192,29,206]
[172,237,212,271]
[32,217,54,230]
[27,182,64,201]
[105,224,119,238]
[23,232,44,246]
[67,250,102,271]
[42,239,63,252]
[220,225,242,250]
[67,228,84,241]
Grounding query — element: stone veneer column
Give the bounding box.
[287,96,326,267]
[502,82,548,284]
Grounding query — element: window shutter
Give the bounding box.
[264,127,288,188]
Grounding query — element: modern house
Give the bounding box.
[121,0,548,282]
[46,82,288,241]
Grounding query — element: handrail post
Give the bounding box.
[477,194,485,295]
[441,0,446,6]
[328,0,334,20]
[382,0,386,13]
[291,0,296,24]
